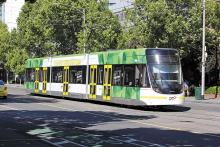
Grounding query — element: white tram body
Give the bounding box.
[25,48,185,106]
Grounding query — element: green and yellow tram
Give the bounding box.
[25,48,184,105]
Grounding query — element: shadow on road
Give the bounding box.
[0,109,218,147]
[62,96,191,112]
[0,93,191,112]
[0,94,59,104]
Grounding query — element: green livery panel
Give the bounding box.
[112,86,140,100]
[26,58,44,68]
[25,82,35,90]
[98,48,146,65]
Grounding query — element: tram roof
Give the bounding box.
[25,48,176,68]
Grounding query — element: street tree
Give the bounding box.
[76,0,122,53]
[17,0,122,57]
[120,0,220,85]
[0,21,10,63]
[6,48,28,78]
[4,29,28,83]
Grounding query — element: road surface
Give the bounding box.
[0,86,220,147]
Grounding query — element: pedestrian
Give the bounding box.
[183,80,189,96]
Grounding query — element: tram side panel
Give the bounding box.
[25,48,184,106]
[25,65,184,105]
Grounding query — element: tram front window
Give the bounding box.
[146,49,183,94]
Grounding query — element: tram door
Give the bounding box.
[63,66,69,96]
[103,65,112,101]
[34,68,39,93]
[42,67,47,94]
[89,65,97,99]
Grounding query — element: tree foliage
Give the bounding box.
[17,0,122,57]
[0,21,10,63]
[120,0,220,58]
[2,0,219,86]
[6,48,28,76]
[118,0,220,85]
[3,29,28,76]
[76,0,122,53]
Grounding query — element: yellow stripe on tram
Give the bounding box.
[141,96,167,99]
[179,96,185,100]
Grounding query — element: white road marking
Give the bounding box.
[110,136,165,147]
[0,139,42,142]
[0,105,20,111]
[42,138,87,147]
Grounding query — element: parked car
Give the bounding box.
[0,80,7,99]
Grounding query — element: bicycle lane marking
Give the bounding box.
[0,104,86,147]
[10,98,166,146]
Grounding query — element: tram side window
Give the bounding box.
[134,65,150,87]
[124,65,135,87]
[52,67,63,83]
[69,66,86,84]
[144,66,150,88]
[47,68,50,82]
[135,65,142,87]
[39,68,43,82]
[26,68,35,82]
[112,65,123,86]
[97,66,104,85]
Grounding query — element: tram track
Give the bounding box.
[5,94,220,130]
[4,94,220,136]
[0,100,165,147]
[2,93,220,147]
[8,93,220,119]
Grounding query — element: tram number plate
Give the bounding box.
[169,96,176,101]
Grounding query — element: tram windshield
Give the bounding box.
[146,49,183,94]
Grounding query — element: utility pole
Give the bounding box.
[201,0,206,99]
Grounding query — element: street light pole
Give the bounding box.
[83,9,86,54]
[201,0,206,99]
[83,9,89,99]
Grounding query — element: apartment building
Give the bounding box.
[0,0,25,31]
[108,0,134,22]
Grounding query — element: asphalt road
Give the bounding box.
[0,86,220,147]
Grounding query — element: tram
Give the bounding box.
[25,48,184,105]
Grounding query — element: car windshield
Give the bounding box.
[0,80,4,85]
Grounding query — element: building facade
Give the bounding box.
[0,3,5,22]
[0,0,25,31]
[108,0,134,22]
